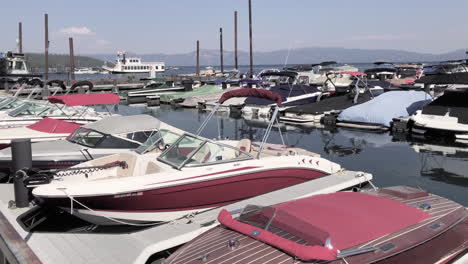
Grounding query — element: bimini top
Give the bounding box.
[219,88,282,106]
[218,191,431,261]
[27,117,81,134]
[83,114,161,135]
[48,93,120,106]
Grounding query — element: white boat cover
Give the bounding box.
[338,91,432,127]
[83,114,160,134]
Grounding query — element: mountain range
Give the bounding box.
[89,47,468,66]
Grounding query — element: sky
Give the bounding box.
[1,0,468,55]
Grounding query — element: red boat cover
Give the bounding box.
[218,209,338,261]
[338,71,367,76]
[48,93,120,106]
[218,192,431,261]
[27,118,81,134]
[218,88,282,106]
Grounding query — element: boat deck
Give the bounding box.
[0,170,371,264]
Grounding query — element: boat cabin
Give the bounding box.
[0,52,30,76]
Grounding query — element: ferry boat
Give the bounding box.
[102,51,165,74]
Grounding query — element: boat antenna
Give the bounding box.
[283,41,294,68]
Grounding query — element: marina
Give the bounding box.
[0,0,467,263]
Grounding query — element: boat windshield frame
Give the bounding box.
[8,103,50,117]
[157,133,254,170]
[134,129,180,154]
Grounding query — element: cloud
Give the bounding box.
[59,26,96,36]
[350,34,407,41]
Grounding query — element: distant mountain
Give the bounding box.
[88,47,468,66]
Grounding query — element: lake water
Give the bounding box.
[148,105,468,206]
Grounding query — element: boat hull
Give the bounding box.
[40,168,328,224]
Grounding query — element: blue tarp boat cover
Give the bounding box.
[338,91,432,127]
[245,85,320,106]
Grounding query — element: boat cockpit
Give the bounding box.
[157,133,253,169]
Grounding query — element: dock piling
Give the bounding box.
[11,139,32,208]
[234,11,238,70]
[220,28,224,74]
[196,40,200,76]
[18,22,22,54]
[69,37,75,82]
[248,0,254,77]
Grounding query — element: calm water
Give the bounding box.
[148,105,468,206]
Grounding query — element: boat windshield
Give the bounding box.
[68,127,147,149]
[67,127,106,148]
[9,103,78,117]
[237,205,330,246]
[0,99,27,110]
[157,134,252,169]
[8,103,50,117]
[134,129,180,154]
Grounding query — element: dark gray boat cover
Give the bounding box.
[285,93,374,114]
[422,90,468,124]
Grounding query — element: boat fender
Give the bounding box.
[46,80,66,90]
[28,78,44,88]
[70,80,94,92]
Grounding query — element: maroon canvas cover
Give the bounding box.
[48,93,120,106]
[218,209,338,261]
[27,117,81,134]
[218,192,431,261]
[219,88,282,106]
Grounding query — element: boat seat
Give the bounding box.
[236,139,252,153]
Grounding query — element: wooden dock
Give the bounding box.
[0,171,372,264]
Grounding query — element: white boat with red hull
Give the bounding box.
[30,89,342,225]
[165,186,467,264]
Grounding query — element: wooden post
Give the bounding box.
[248,0,254,77]
[69,37,75,82]
[196,40,200,76]
[220,28,224,74]
[44,14,49,81]
[18,22,22,53]
[234,11,238,70]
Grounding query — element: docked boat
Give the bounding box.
[336,90,432,130]
[74,67,99,75]
[364,61,398,80]
[165,185,467,264]
[242,84,323,117]
[160,84,223,104]
[30,89,342,225]
[280,91,375,123]
[102,51,165,74]
[0,93,119,149]
[0,93,119,128]
[411,90,468,141]
[0,115,184,178]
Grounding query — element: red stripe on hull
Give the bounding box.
[44,168,328,212]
